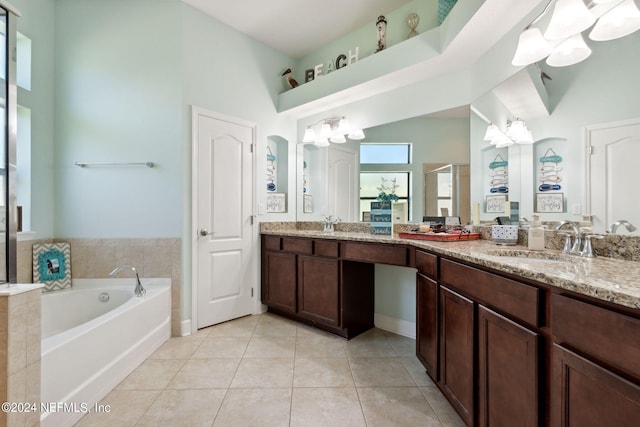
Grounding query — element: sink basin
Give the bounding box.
[484,249,574,263]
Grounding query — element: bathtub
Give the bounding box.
[40,278,171,427]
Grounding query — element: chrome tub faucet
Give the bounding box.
[607,220,637,234]
[109,265,147,297]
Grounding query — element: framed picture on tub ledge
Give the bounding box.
[33,242,72,292]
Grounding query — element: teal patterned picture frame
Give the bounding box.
[33,242,72,291]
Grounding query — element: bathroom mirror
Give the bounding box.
[471,31,640,233]
[0,5,18,283]
[296,107,471,223]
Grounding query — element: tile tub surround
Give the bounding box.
[260,222,640,310]
[75,313,465,427]
[17,238,182,336]
[0,286,42,427]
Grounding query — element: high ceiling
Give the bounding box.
[182,0,413,58]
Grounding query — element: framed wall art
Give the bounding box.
[266,192,286,213]
[33,242,72,292]
[536,192,564,213]
[303,194,313,213]
[486,194,506,213]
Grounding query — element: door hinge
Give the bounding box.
[250,143,254,153]
[587,145,593,155]
[251,288,254,297]
[250,215,254,225]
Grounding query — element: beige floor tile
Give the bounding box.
[148,334,206,359]
[293,357,354,387]
[349,357,416,387]
[167,358,240,389]
[206,315,259,337]
[212,388,292,427]
[254,314,298,336]
[191,336,250,359]
[115,359,186,390]
[421,387,466,427]
[386,334,419,357]
[346,337,397,358]
[244,335,296,358]
[230,358,294,388]
[401,356,438,387]
[295,334,346,358]
[358,387,444,427]
[136,389,226,427]
[74,389,161,427]
[290,387,366,427]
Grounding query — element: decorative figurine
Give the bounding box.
[406,13,419,39]
[375,15,387,53]
[281,68,299,89]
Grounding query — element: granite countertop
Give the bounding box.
[261,227,640,311]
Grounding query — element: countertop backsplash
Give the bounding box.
[260,221,640,262]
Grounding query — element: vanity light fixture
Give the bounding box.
[302,116,365,147]
[511,0,640,67]
[483,119,534,147]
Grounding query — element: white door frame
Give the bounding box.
[190,106,258,334]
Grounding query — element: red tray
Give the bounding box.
[398,231,480,241]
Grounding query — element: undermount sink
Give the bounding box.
[485,249,574,263]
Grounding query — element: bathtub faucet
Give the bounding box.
[109,265,147,297]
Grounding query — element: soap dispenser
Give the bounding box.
[528,214,545,250]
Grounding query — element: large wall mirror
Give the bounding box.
[296,107,471,224]
[470,31,640,234]
[292,16,640,235]
[1,4,18,283]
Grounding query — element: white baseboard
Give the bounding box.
[374,313,416,339]
[181,319,192,336]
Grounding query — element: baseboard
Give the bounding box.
[374,313,416,339]
[181,319,192,336]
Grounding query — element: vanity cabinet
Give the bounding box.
[550,293,640,426]
[440,286,475,426]
[416,250,439,378]
[297,255,340,326]
[418,254,541,427]
[478,306,539,427]
[262,250,297,314]
[261,234,374,338]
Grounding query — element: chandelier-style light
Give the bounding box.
[302,117,365,147]
[512,0,640,67]
[483,119,534,147]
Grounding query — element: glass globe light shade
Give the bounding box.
[512,27,553,66]
[589,0,640,41]
[544,0,596,40]
[546,33,592,67]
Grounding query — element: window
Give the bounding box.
[360,143,411,164]
[359,172,410,221]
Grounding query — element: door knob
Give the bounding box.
[200,228,214,237]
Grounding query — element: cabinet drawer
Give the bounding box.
[552,294,640,379]
[440,259,540,327]
[342,242,408,266]
[314,240,339,258]
[416,250,438,278]
[263,235,281,251]
[282,237,313,255]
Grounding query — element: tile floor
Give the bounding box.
[75,313,465,427]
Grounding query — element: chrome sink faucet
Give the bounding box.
[109,265,147,297]
[322,215,340,234]
[607,220,637,234]
[553,221,583,255]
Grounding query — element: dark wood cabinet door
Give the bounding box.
[440,286,475,427]
[262,251,297,314]
[417,273,438,380]
[551,344,640,427]
[297,255,340,326]
[478,306,539,427]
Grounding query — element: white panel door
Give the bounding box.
[194,109,255,329]
[587,118,640,234]
[327,145,359,222]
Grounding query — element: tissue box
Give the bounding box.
[491,225,518,245]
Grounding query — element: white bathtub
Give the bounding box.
[41,278,171,427]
